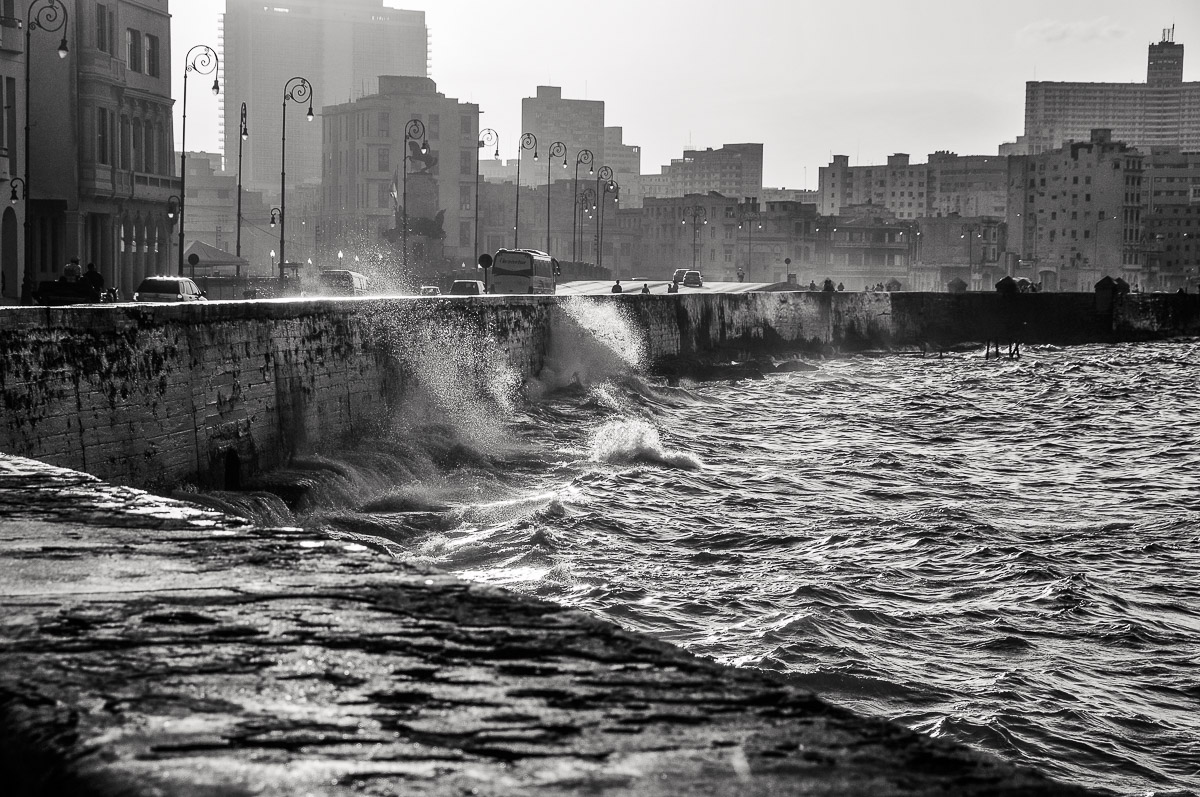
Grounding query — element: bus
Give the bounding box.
[487,249,559,295]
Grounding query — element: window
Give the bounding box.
[377,148,389,172]
[127,29,142,72]
[96,3,110,52]
[145,35,160,77]
[460,150,473,176]
[461,115,473,135]
[97,107,110,164]
[377,182,391,208]
[378,112,390,137]
[118,115,130,169]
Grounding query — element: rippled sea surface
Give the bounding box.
[236,337,1200,796]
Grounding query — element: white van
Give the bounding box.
[318,269,369,296]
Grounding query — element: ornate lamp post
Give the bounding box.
[545,141,566,254]
[402,118,428,269]
[474,128,498,262]
[576,188,595,262]
[684,205,707,270]
[594,166,612,265]
[961,223,981,288]
[236,102,248,268]
[738,200,760,279]
[165,195,181,271]
[600,179,619,270]
[572,149,593,262]
[9,177,25,204]
[179,45,220,275]
[514,133,537,248]
[279,76,313,282]
[20,0,69,301]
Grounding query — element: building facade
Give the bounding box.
[1023,28,1200,155]
[221,0,428,198]
[1,2,24,302]
[319,76,478,280]
[644,143,763,202]
[519,85,605,190]
[1006,129,1144,292]
[179,152,278,277]
[23,0,178,300]
[819,151,1008,221]
[1139,147,1200,291]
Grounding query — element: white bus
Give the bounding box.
[487,249,559,295]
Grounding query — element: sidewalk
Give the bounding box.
[0,454,1101,796]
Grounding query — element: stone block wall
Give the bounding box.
[1,291,1193,490]
[0,298,553,489]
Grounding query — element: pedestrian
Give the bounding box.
[82,262,104,297]
[611,280,622,294]
[61,257,82,283]
[737,269,745,283]
[837,282,845,291]
[641,283,650,294]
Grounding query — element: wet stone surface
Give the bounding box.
[0,454,1103,795]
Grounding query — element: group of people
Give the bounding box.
[59,257,113,301]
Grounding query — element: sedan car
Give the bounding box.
[419,286,442,296]
[133,276,207,302]
[671,268,688,283]
[682,270,704,287]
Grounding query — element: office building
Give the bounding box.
[1023,27,1200,155]
[221,0,428,197]
[819,152,1007,221]
[1139,147,1200,291]
[519,85,605,189]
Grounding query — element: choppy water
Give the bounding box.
[204,331,1200,796]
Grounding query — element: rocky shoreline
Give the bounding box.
[0,453,1103,796]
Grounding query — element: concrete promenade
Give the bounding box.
[0,453,1103,796]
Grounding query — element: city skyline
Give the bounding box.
[171,0,1200,189]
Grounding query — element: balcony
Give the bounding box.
[0,15,23,53]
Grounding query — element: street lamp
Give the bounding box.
[402,118,428,270]
[545,141,566,255]
[572,149,593,262]
[600,177,618,271]
[594,166,613,265]
[236,102,248,266]
[279,76,314,282]
[683,205,707,270]
[514,133,537,248]
[738,200,760,279]
[179,45,220,275]
[474,127,498,264]
[9,177,25,204]
[576,188,596,262]
[961,223,981,286]
[21,0,70,302]
[269,207,281,228]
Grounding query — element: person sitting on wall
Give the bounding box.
[809,280,818,291]
[641,283,650,294]
[822,278,835,292]
[836,282,845,291]
[60,257,82,283]
[667,282,679,294]
[611,280,623,294]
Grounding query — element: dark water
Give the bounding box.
[205,332,1200,796]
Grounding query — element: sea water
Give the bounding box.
[204,334,1200,797]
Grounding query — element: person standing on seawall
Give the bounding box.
[82,263,104,299]
[641,283,650,294]
[611,280,623,294]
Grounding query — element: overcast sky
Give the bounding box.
[172,0,1199,189]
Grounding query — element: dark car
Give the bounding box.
[683,270,704,287]
[133,276,207,302]
[671,268,688,283]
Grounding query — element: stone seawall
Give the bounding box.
[1,291,1196,489]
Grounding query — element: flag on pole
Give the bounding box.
[389,169,399,205]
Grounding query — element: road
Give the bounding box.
[557,279,784,295]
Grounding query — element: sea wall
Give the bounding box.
[1,291,1196,489]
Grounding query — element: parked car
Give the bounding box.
[419,286,442,296]
[448,280,486,296]
[318,269,369,296]
[671,268,688,283]
[683,270,704,287]
[133,276,207,302]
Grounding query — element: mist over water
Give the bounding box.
[212,327,1200,797]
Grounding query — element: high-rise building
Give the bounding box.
[319,76,478,276]
[23,0,177,300]
[519,86,605,189]
[604,127,642,208]
[220,0,429,198]
[1138,147,1200,291]
[644,144,763,202]
[1022,27,1200,155]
